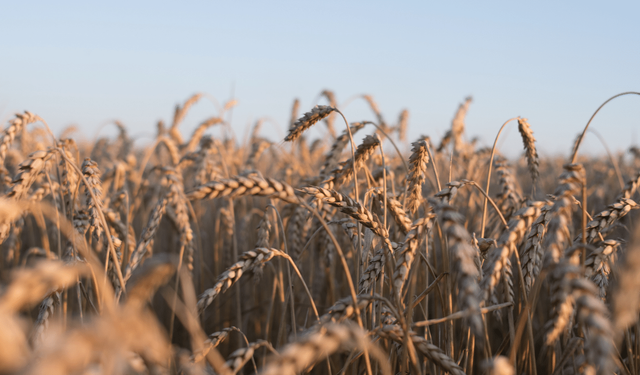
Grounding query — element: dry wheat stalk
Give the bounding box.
[198,247,286,313]
[284,105,336,143]
[517,117,539,186]
[188,175,299,204]
[483,356,515,375]
[406,140,429,214]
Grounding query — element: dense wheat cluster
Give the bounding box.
[1,91,640,375]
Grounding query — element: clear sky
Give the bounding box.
[1,0,639,158]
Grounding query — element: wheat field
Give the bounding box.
[0,91,639,375]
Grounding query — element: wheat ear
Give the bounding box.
[517,117,539,187]
[188,175,299,204]
[406,140,429,213]
[284,105,335,142]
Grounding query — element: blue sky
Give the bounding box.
[1,1,639,158]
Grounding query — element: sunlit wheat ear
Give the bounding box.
[575,289,616,375]
[393,215,435,299]
[542,164,584,268]
[81,158,104,241]
[187,175,299,204]
[376,324,465,375]
[494,156,522,220]
[329,134,380,186]
[396,109,409,141]
[0,260,86,314]
[124,193,170,282]
[520,200,553,293]
[613,222,640,332]
[438,96,472,152]
[517,117,539,186]
[184,117,223,153]
[0,111,39,163]
[162,168,193,270]
[286,204,310,260]
[197,247,286,313]
[320,122,366,176]
[618,171,640,199]
[7,149,52,200]
[284,105,336,142]
[58,139,79,217]
[379,192,412,234]
[406,140,429,213]
[192,327,241,362]
[225,340,273,374]
[320,90,338,138]
[255,208,271,248]
[433,180,470,205]
[483,356,515,375]
[584,239,619,299]
[169,93,204,144]
[261,322,387,375]
[319,294,375,324]
[362,94,387,129]
[288,98,300,129]
[245,138,271,171]
[435,203,483,336]
[481,201,544,300]
[545,262,581,345]
[577,197,638,243]
[31,291,61,345]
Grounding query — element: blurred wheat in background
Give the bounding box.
[1,91,640,375]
